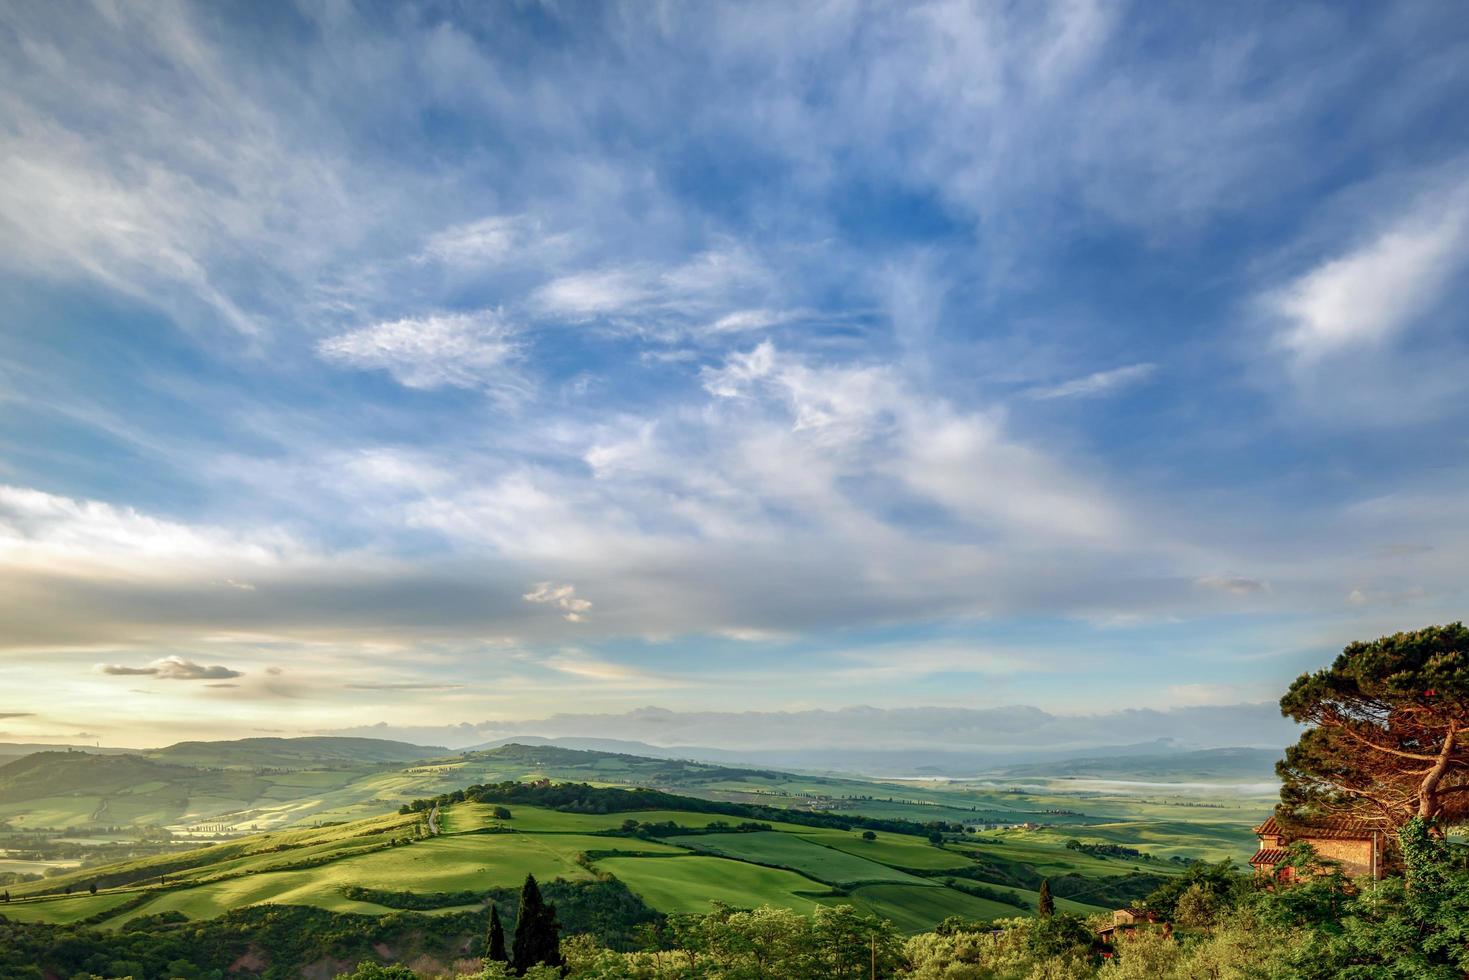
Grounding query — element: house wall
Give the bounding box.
[1306,837,1375,877]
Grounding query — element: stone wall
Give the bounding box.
[1307,837,1375,877]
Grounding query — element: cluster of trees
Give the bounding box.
[614,819,772,839]
[1277,622,1469,827]
[397,781,966,840]
[1063,841,1150,861]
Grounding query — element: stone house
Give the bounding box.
[1249,815,1387,880]
[1097,908,1169,948]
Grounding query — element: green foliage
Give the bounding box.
[0,903,482,980]
[1065,840,1151,861]
[567,902,903,979]
[1278,622,1469,826]
[1036,878,1054,918]
[1170,882,1217,928]
[340,885,483,910]
[487,903,508,962]
[1025,911,1093,960]
[1139,858,1243,919]
[402,780,967,840]
[334,964,419,979]
[512,874,563,973]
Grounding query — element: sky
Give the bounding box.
[1,0,1468,750]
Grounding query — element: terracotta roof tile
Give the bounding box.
[1254,814,1386,840]
[1250,848,1289,866]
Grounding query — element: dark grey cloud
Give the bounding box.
[98,656,243,681]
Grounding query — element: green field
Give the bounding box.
[0,891,137,924]
[595,855,833,914]
[0,740,1263,941]
[791,827,976,870]
[668,832,933,886]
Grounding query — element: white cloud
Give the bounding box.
[417,216,519,266]
[316,311,525,397]
[533,268,656,318]
[542,652,682,688]
[531,246,780,339]
[1273,194,1468,359]
[0,484,294,571]
[701,340,779,398]
[0,2,363,337]
[1027,362,1156,400]
[705,309,785,333]
[524,582,593,622]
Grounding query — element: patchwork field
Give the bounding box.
[594,855,833,914]
[0,790,1132,935]
[668,831,933,886]
[0,740,1266,944]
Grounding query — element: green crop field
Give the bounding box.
[594,855,833,914]
[0,891,138,924]
[0,740,1266,943]
[791,827,976,870]
[667,831,933,886]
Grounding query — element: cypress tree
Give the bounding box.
[486,903,508,962]
[1037,878,1054,918]
[511,873,562,974]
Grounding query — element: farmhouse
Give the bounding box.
[1097,908,1168,946]
[1249,815,1387,880]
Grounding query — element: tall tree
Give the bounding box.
[511,874,563,974]
[1278,623,1469,828]
[485,904,507,963]
[1037,878,1054,918]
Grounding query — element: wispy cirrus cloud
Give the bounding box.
[1272,188,1469,360]
[2,0,1468,745]
[1027,363,1156,400]
[317,311,526,398]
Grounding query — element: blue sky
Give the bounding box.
[1,0,1467,748]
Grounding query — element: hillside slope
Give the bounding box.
[1,786,1123,936]
[146,736,447,769]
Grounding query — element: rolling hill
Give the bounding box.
[144,735,446,769]
[0,783,1127,938]
[0,739,1266,864]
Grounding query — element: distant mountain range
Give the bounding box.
[994,746,1281,782]
[469,735,1281,781]
[0,733,1281,787]
[0,735,446,767]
